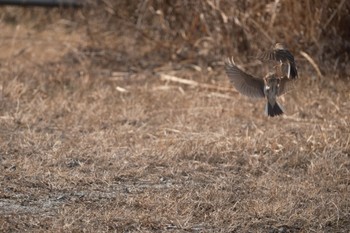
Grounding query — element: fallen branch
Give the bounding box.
[159,73,236,93]
[300,51,323,79]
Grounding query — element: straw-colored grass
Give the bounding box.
[0,1,349,232]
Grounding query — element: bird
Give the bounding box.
[224,58,293,117]
[257,43,298,79]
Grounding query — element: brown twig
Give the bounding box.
[300,51,323,79]
[159,73,236,93]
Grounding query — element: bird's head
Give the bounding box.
[274,43,286,50]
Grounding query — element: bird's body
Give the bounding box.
[263,73,284,117]
[257,43,298,79]
[225,58,293,117]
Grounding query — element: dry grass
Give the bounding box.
[0,1,349,232]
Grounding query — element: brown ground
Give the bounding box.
[0,2,349,232]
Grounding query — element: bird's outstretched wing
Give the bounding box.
[225,58,265,98]
[257,43,298,79]
[257,43,293,61]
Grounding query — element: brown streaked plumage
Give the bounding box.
[257,43,298,79]
[225,58,294,117]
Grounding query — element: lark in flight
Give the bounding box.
[225,57,295,117]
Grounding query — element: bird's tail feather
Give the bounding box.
[265,101,284,117]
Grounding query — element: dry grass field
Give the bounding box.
[0,1,349,232]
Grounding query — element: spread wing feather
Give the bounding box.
[225,58,265,98]
[257,43,298,78]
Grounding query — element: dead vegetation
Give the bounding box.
[0,1,349,232]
